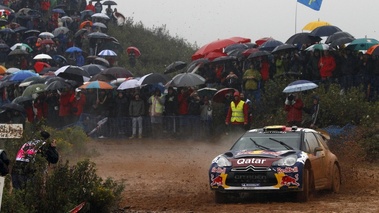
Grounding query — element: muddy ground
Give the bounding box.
[87,134,379,213]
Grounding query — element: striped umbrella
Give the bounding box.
[98,49,117,57]
[79,80,114,89]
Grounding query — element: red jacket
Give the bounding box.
[177,92,189,115]
[85,4,95,12]
[59,91,73,116]
[260,60,270,81]
[69,93,86,116]
[318,55,336,78]
[284,99,304,123]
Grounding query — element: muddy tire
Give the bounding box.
[296,167,310,202]
[331,164,341,193]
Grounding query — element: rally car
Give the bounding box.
[209,125,341,203]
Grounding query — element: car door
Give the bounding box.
[303,132,327,188]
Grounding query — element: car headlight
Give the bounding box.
[212,155,232,167]
[272,154,297,166]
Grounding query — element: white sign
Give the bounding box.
[0,176,4,211]
[0,124,23,138]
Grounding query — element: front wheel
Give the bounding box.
[331,163,341,193]
[296,167,310,202]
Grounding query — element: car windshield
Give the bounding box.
[230,132,301,152]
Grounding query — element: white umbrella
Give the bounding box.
[5,67,20,74]
[98,49,117,57]
[39,32,54,39]
[91,13,110,20]
[52,26,70,37]
[118,79,139,90]
[33,53,52,60]
[93,22,107,29]
[283,80,318,93]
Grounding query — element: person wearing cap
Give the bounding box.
[225,91,249,134]
[11,130,59,190]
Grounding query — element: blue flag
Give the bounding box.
[297,0,323,11]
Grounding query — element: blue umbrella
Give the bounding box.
[9,70,38,82]
[259,39,284,52]
[65,46,82,53]
[52,8,65,14]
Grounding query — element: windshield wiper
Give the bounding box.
[269,138,294,150]
[250,138,272,151]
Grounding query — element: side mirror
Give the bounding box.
[314,146,323,154]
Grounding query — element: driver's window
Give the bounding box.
[304,133,320,154]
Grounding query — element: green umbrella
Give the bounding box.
[346,38,379,51]
[22,83,47,98]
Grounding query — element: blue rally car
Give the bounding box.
[209,125,341,203]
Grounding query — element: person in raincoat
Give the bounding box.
[284,93,304,127]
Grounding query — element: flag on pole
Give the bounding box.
[297,0,323,11]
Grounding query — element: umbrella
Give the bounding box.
[346,38,379,51]
[224,43,249,54]
[0,18,8,26]
[74,28,88,38]
[212,88,238,103]
[285,32,321,45]
[33,53,52,60]
[20,76,45,87]
[102,0,117,5]
[81,64,106,76]
[137,73,169,86]
[93,22,107,29]
[310,25,342,37]
[52,26,70,37]
[45,79,72,91]
[6,67,20,74]
[91,13,110,20]
[98,49,117,57]
[14,26,28,34]
[100,67,133,78]
[65,46,82,53]
[79,20,93,29]
[211,55,237,64]
[192,36,251,60]
[1,103,25,113]
[52,55,67,65]
[197,87,217,98]
[283,80,318,93]
[79,80,114,89]
[61,16,73,23]
[92,57,110,67]
[0,28,14,34]
[366,44,379,56]
[8,49,28,56]
[241,48,259,57]
[126,46,141,58]
[255,37,272,46]
[87,32,110,39]
[247,50,270,60]
[305,43,330,51]
[10,43,32,52]
[55,65,90,77]
[302,20,331,31]
[168,73,205,87]
[325,31,354,44]
[90,73,116,82]
[330,37,355,48]
[12,96,33,104]
[22,83,47,97]
[9,70,38,82]
[271,44,298,54]
[80,10,94,20]
[258,39,284,52]
[24,29,40,35]
[39,32,54,39]
[204,51,227,61]
[164,61,187,74]
[118,79,140,90]
[52,8,65,14]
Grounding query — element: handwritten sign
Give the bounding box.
[0,124,23,138]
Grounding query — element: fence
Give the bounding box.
[70,113,214,139]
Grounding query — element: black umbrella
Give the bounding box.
[45,79,73,91]
[87,32,110,39]
[271,44,298,54]
[164,61,187,74]
[12,96,33,104]
[310,25,342,37]
[100,67,133,78]
[0,28,14,34]
[55,65,90,77]
[285,32,321,45]
[210,55,237,64]
[8,49,28,56]
[102,0,117,5]
[224,43,249,54]
[1,103,26,113]
[91,57,110,67]
[258,39,284,52]
[74,28,88,38]
[247,50,270,60]
[330,37,355,48]
[138,73,169,85]
[325,31,355,44]
[14,26,28,33]
[52,55,67,65]
[81,64,106,76]
[0,18,8,26]
[186,58,209,73]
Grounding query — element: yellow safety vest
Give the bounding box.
[230,100,245,122]
[150,95,163,115]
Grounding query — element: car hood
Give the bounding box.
[225,150,299,167]
[231,149,297,158]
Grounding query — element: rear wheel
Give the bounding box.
[296,167,310,202]
[214,191,228,203]
[331,164,341,193]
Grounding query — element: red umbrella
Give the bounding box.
[126,46,141,58]
[204,51,227,61]
[242,48,259,57]
[192,37,251,61]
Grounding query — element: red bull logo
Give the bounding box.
[281,174,299,186]
[210,174,223,186]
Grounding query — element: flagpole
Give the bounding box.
[295,1,298,34]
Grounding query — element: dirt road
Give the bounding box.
[88,134,379,213]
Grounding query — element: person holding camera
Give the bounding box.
[284,93,304,127]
